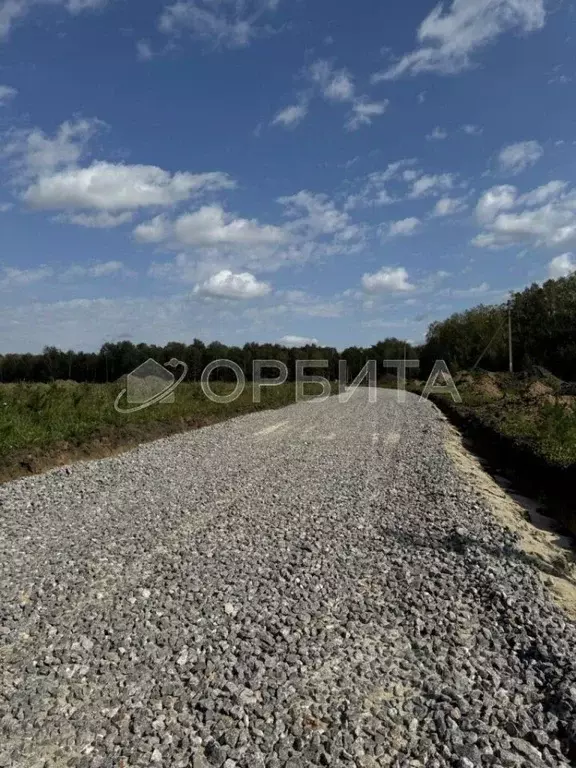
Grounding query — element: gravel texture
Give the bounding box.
[1,388,576,768]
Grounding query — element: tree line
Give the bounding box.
[2,272,575,384]
[0,338,419,384]
[421,273,576,380]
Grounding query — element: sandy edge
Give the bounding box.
[441,414,576,620]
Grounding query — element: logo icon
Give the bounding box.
[114,358,188,413]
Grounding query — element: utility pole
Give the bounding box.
[508,301,513,374]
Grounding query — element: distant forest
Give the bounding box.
[1,273,575,383]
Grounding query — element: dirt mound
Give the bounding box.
[474,373,503,400]
[527,380,555,400]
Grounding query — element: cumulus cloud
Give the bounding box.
[278,334,318,346]
[4,118,237,231]
[24,162,235,211]
[61,260,129,279]
[462,124,483,136]
[0,84,17,105]
[136,204,285,249]
[0,0,111,40]
[431,197,468,217]
[159,0,280,49]
[308,59,355,102]
[426,126,447,141]
[271,103,308,128]
[410,173,455,198]
[346,162,463,210]
[498,140,543,175]
[0,264,53,288]
[372,0,546,80]
[58,211,134,228]
[195,269,271,299]
[475,184,517,225]
[138,191,364,280]
[362,266,415,293]
[305,59,388,132]
[175,205,284,247]
[548,253,576,279]
[3,118,101,178]
[133,215,171,243]
[388,217,421,237]
[136,40,154,61]
[473,181,576,249]
[346,99,389,131]
[279,190,355,239]
[518,180,568,207]
[444,282,491,297]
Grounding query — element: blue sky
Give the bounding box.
[1,0,575,352]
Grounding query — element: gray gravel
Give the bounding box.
[1,388,576,768]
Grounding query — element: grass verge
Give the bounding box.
[0,380,334,484]
[421,371,576,534]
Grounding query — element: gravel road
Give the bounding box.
[1,389,576,768]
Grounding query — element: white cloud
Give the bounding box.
[23,162,235,211]
[388,217,421,237]
[362,266,415,293]
[462,124,483,136]
[138,190,364,279]
[518,180,567,207]
[0,202,13,212]
[345,159,419,209]
[59,211,134,228]
[278,190,355,239]
[308,59,355,102]
[548,253,576,279]
[4,118,101,178]
[91,260,126,277]
[498,140,543,175]
[271,103,308,128]
[66,0,110,11]
[476,184,517,224]
[372,0,546,80]
[0,265,53,288]
[306,59,387,132]
[133,214,171,243]
[195,269,271,299]
[446,282,491,297]
[473,180,576,249]
[0,0,111,40]
[346,99,389,131]
[159,0,279,49]
[61,260,129,279]
[373,159,418,184]
[175,205,284,247]
[410,173,454,198]
[136,40,154,61]
[324,71,355,102]
[278,334,318,346]
[0,84,17,105]
[426,126,447,141]
[137,204,285,250]
[431,197,468,217]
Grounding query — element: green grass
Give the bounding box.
[494,402,576,467]
[430,372,576,468]
[0,380,335,464]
